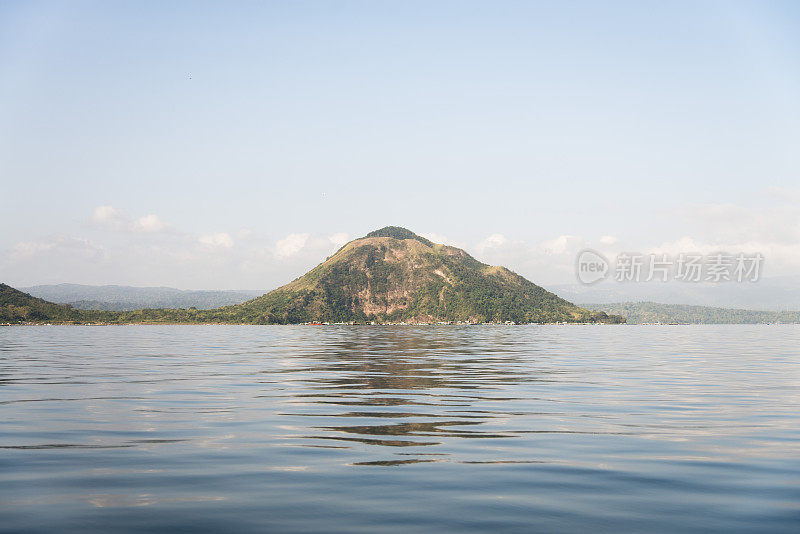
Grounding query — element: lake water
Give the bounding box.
[1,325,798,533]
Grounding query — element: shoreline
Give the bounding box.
[3,322,796,327]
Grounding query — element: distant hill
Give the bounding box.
[583,302,800,324]
[2,227,622,325]
[20,284,263,311]
[549,276,800,311]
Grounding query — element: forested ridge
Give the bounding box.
[584,301,800,324]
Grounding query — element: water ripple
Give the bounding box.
[1,324,798,533]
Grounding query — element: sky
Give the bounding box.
[1,0,799,290]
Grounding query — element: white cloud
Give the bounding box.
[12,196,800,290]
[91,205,120,223]
[677,202,800,244]
[134,214,167,233]
[11,240,55,260]
[328,233,350,249]
[475,233,508,253]
[647,236,800,276]
[418,232,468,249]
[419,232,447,245]
[765,186,800,203]
[648,236,711,256]
[199,232,234,249]
[275,233,309,258]
[671,202,800,273]
[540,235,581,255]
[89,206,172,234]
[10,236,105,262]
[90,205,128,230]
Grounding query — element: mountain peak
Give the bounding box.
[237,228,623,324]
[363,226,433,247]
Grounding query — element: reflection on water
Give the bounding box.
[0,325,799,533]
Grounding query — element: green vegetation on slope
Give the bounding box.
[583,301,800,324]
[235,227,622,324]
[0,284,96,324]
[364,226,434,247]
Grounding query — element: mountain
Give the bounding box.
[0,284,98,324]
[2,227,623,325]
[20,284,263,311]
[227,227,620,324]
[583,302,800,324]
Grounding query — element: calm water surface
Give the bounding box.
[1,325,798,532]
